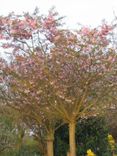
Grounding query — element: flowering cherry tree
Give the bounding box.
[0,9,117,156]
[46,25,117,156]
[0,8,64,156]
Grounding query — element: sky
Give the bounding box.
[0,0,117,28]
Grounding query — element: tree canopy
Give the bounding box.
[0,9,117,156]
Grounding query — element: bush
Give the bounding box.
[0,116,109,156]
[54,124,69,156]
[54,117,109,156]
[0,144,41,156]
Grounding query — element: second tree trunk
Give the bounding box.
[46,132,54,156]
[69,121,76,156]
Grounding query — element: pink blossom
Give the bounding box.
[0,34,4,39]
[2,44,11,49]
[100,25,112,36]
[43,15,55,29]
[19,20,26,27]
[30,20,37,29]
[81,27,90,35]
[10,29,17,35]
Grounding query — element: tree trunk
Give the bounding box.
[69,121,76,156]
[46,132,54,156]
[67,151,70,156]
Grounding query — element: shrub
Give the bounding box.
[54,117,109,156]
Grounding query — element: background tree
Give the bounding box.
[0,8,64,156]
[0,104,25,154]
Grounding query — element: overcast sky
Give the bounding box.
[0,0,117,28]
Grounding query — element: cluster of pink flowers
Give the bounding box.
[25,17,37,29]
[100,24,112,36]
[43,14,55,29]
[81,27,90,35]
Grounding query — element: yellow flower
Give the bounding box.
[108,134,113,140]
[87,149,96,156]
[108,134,116,150]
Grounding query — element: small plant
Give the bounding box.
[108,134,115,151]
[86,149,96,156]
[108,134,116,156]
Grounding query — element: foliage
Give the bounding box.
[76,117,109,156]
[0,109,17,154]
[0,113,41,156]
[0,144,41,156]
[0,114,115,156]
[54,117,109,156]
[54,124,69,156]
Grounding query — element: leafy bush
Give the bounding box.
[2,141,41,156]
[0,114,17,154]
[0,114,41,156]
[76,117,109,156]
[54,124,69,156]
[0,144,41,156]
[0,116,109,156]
[54,117,109,156]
